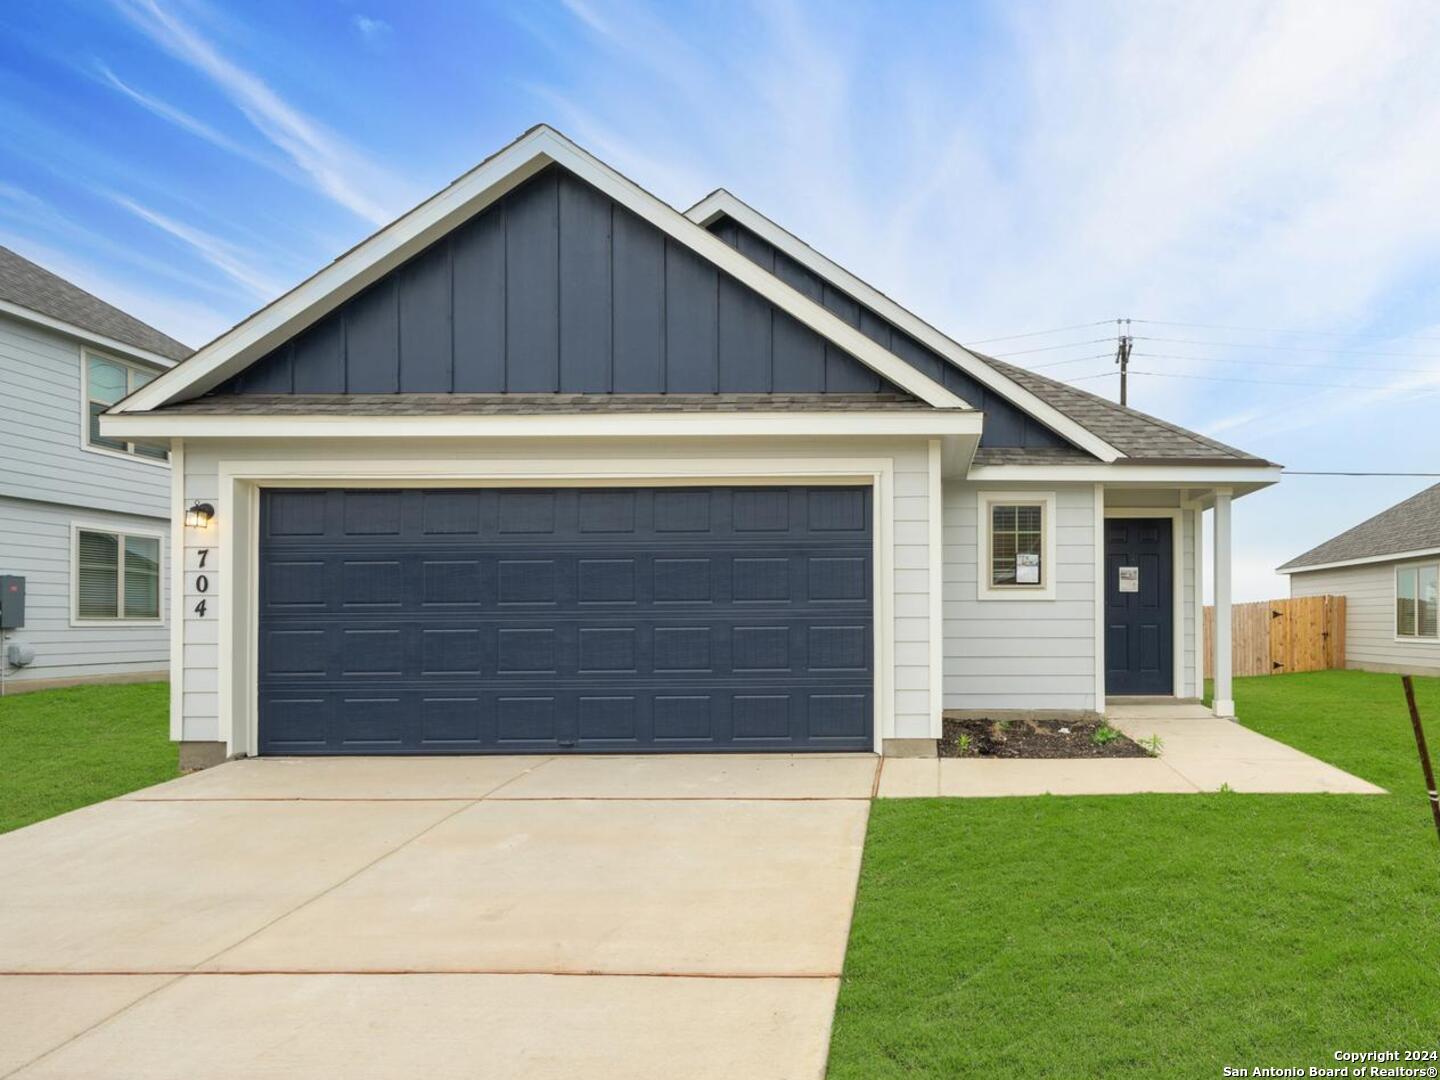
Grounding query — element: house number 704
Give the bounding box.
[194,549,211,617]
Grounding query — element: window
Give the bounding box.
[86,354,167,461]
[74,528,161,622]
[977,491,1057,600]
[1396,563,1439,639]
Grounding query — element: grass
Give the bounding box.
[0,682,176,834]
[828,671,1440,1078]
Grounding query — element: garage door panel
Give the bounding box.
[259,487,873,754]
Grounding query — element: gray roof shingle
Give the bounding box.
[160,392,930,415]
[979,354,1272,464]
[1280,483,1440,571]
[970,445,1097,467]
[0,246,191,362]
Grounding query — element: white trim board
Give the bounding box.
[685,189,1123,463]
[210,455,901,758]
[101,409,983,442]
[1102,507,1186,701]
[0,299,182,370]
[115,127,968,414]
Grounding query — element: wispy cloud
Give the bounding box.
[110,0,412,224]
[108,192,286,299]
[94,61,283,174]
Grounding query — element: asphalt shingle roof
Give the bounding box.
[0,245,191,362]
[1280,483,1440,571]
[161,392,930,415]
[970,445,1097,467]
[979,354,1270,464]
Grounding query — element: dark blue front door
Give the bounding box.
[257,486,873,754]
[1104,517,1173,695]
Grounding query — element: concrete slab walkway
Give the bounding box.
[876,703,1384,798]
[0,754,872,1080]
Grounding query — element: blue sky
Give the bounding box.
[5,0,1440,600]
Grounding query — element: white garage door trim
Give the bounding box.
[214,456,899,757]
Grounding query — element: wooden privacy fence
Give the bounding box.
[1204,595,1346,678]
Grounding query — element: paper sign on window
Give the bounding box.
[1016,553,1040,584]
[1118,566,1139,593]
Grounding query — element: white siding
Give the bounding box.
[944,482,1098,711]
[1290,560,1440,675]
[0,496,169,683]
[0,313,169,517]
[176,436,936,747]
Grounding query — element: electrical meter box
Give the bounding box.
[0,576,25,629]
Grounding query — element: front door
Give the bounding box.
[1104,517,1173,695]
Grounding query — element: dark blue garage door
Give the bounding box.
[258,486,874,754]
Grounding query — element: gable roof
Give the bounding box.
[688,189,1274,467]
[1279,484,1440,572]
[0,245,190,364]
[115,127,966,414]
[980,356,1270,464]
[686,189,1121,462]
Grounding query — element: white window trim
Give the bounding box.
[1393,560,1440,642]
[70,520,167,627]
[976,490,1057,601]
[80,348,170,468]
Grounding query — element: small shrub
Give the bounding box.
[1141,733,1164,757]
[1091,723,1121,746]
[955,733,973,754]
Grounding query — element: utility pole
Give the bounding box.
[1114,317,1133,406]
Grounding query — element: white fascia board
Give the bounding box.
[685,190,1123,463]
[965,462,1282,489]
[1278,546,1440,575]
[100,408,984,441]
[0,299,180,369]
[119,127,967,414]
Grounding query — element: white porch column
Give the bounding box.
[1212,488,1235,718]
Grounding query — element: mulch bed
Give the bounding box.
[940,714,1150,759]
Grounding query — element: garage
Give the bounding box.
[257,485,874,754]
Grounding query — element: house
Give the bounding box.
[1280,483,1440,675]
[0,246,191,691]
[100,126,1279,767]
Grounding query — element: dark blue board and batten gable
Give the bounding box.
[215,166,906,398]
[706,217,1073,450]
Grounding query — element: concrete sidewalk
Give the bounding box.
[0,754,873,1079]
[877,703,1385,798]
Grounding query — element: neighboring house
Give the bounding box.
[1280,483,1440,675]
[0,246,191,691]
[101,126,1278,767]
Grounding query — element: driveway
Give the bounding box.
[0,754,875,1079]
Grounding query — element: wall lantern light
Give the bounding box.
[185,502,215,529]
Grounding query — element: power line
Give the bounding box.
[1134,350,1440,376]
[1285,471,1440,477]
[1126,368,1434,391]
[1135,334,1440,360]
[991,337,1113,357]
[963,320,1114,345]
[1132,318,1440,344]
[1026,352,1120,370]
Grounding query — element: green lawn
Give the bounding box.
[0,682,176,834]
[829,671,1440,1078]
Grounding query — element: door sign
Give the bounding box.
[1117,566,1139,593]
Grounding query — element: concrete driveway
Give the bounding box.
[0,754,876,1080]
